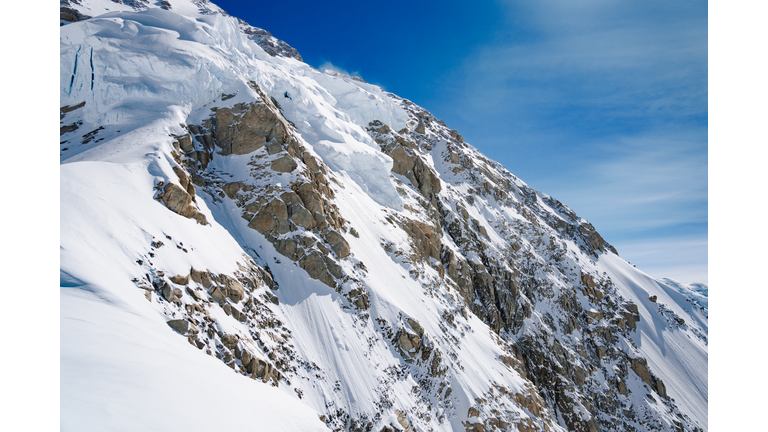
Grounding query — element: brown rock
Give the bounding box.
[396,410,413,432]
[290,204,316,230]
[160,183,192,215]
[169,273,189,285]
[313,213,330,232]
[325,256,343,279]
[190,268,205,285]
[299,252,335,287]
[325,230,350,258]
[415,118,426,134]
[223,182,243,199]
[266,140,283,155]
[241,349,252,368]
[221,334,239,350]
[271,154,297,173]
[213,102,287,155]
[209,285,226,303]
[221,276,245,303]
[249,198,290,236]
[158,183,208,225]
[629,357,653,388]
[275,238,298,260]
[581,272,596,289]
[398,330,421,357]
[177,134,194,153]
[167,319,189,334]
[406,318,424,336]
[390,145,414,176]
[297,183,325,215]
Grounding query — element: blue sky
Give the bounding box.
[214,0,708,284]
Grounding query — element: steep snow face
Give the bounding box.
[60,2,707,432]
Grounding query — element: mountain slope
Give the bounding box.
[60,1,707,431]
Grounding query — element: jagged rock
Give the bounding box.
[169,272,189,285]
[415,118,426,134]
[397,329,422,358]
[325,230,350,258]
[298,252,335,287]
[297,182,325,215]
[208,285,225,303]
[405,220,441,262]
[248,198,290,236]
[282,191,317,230]
[275,238,298,260]
[396,410,412,432]
[223,182,243,199]
[156,182,207,225]
[167,319,189,334]
[266,140,283,155]
[221,334,239,350]
[157,280,181,305]
[221,300,233,316]
[271,154,297,173]
[60,6,90,24]
[313,213,330,232]
[241,349,252,367]
[325,257,343,279]
[406,318,424,336]
[387,144,441,198]
[221,275,246,303]
[213,102,288,155]
[239,22,303,61]
[190,268,212,288]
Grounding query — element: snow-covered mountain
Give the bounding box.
[60,1,708,431]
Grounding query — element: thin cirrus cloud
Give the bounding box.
[426,0,707,284]
[617,238,708,286]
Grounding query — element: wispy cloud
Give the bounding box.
[428,0,708,283]
[617,237,708,285]
[450,0,707,127]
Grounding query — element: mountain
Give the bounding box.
[60,1,708,431]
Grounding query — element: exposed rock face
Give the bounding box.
[248,198,290,236]
[325,230,350,259]
[387,143,441,199]
[60,2,91,24]
[238,20,303,61]
[363,101,699,432]
[213,101,289,156]
[156,181,207,225]
[271,154,297,173]
[298,252,335,287]
[66,10,706,431]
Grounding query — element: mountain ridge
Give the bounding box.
[60,2,707,431]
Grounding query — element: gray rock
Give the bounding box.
[325,230,350,259]
[271,154,297,173]
[221,334,239,350]
[167,319,188,334]
[266,140,283,155]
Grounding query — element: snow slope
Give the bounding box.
[60,1,707,431]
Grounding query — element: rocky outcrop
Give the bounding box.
[154,172,207,225]
[238,20,303,61]
[60,4,90,24]
[212,101,289,156]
